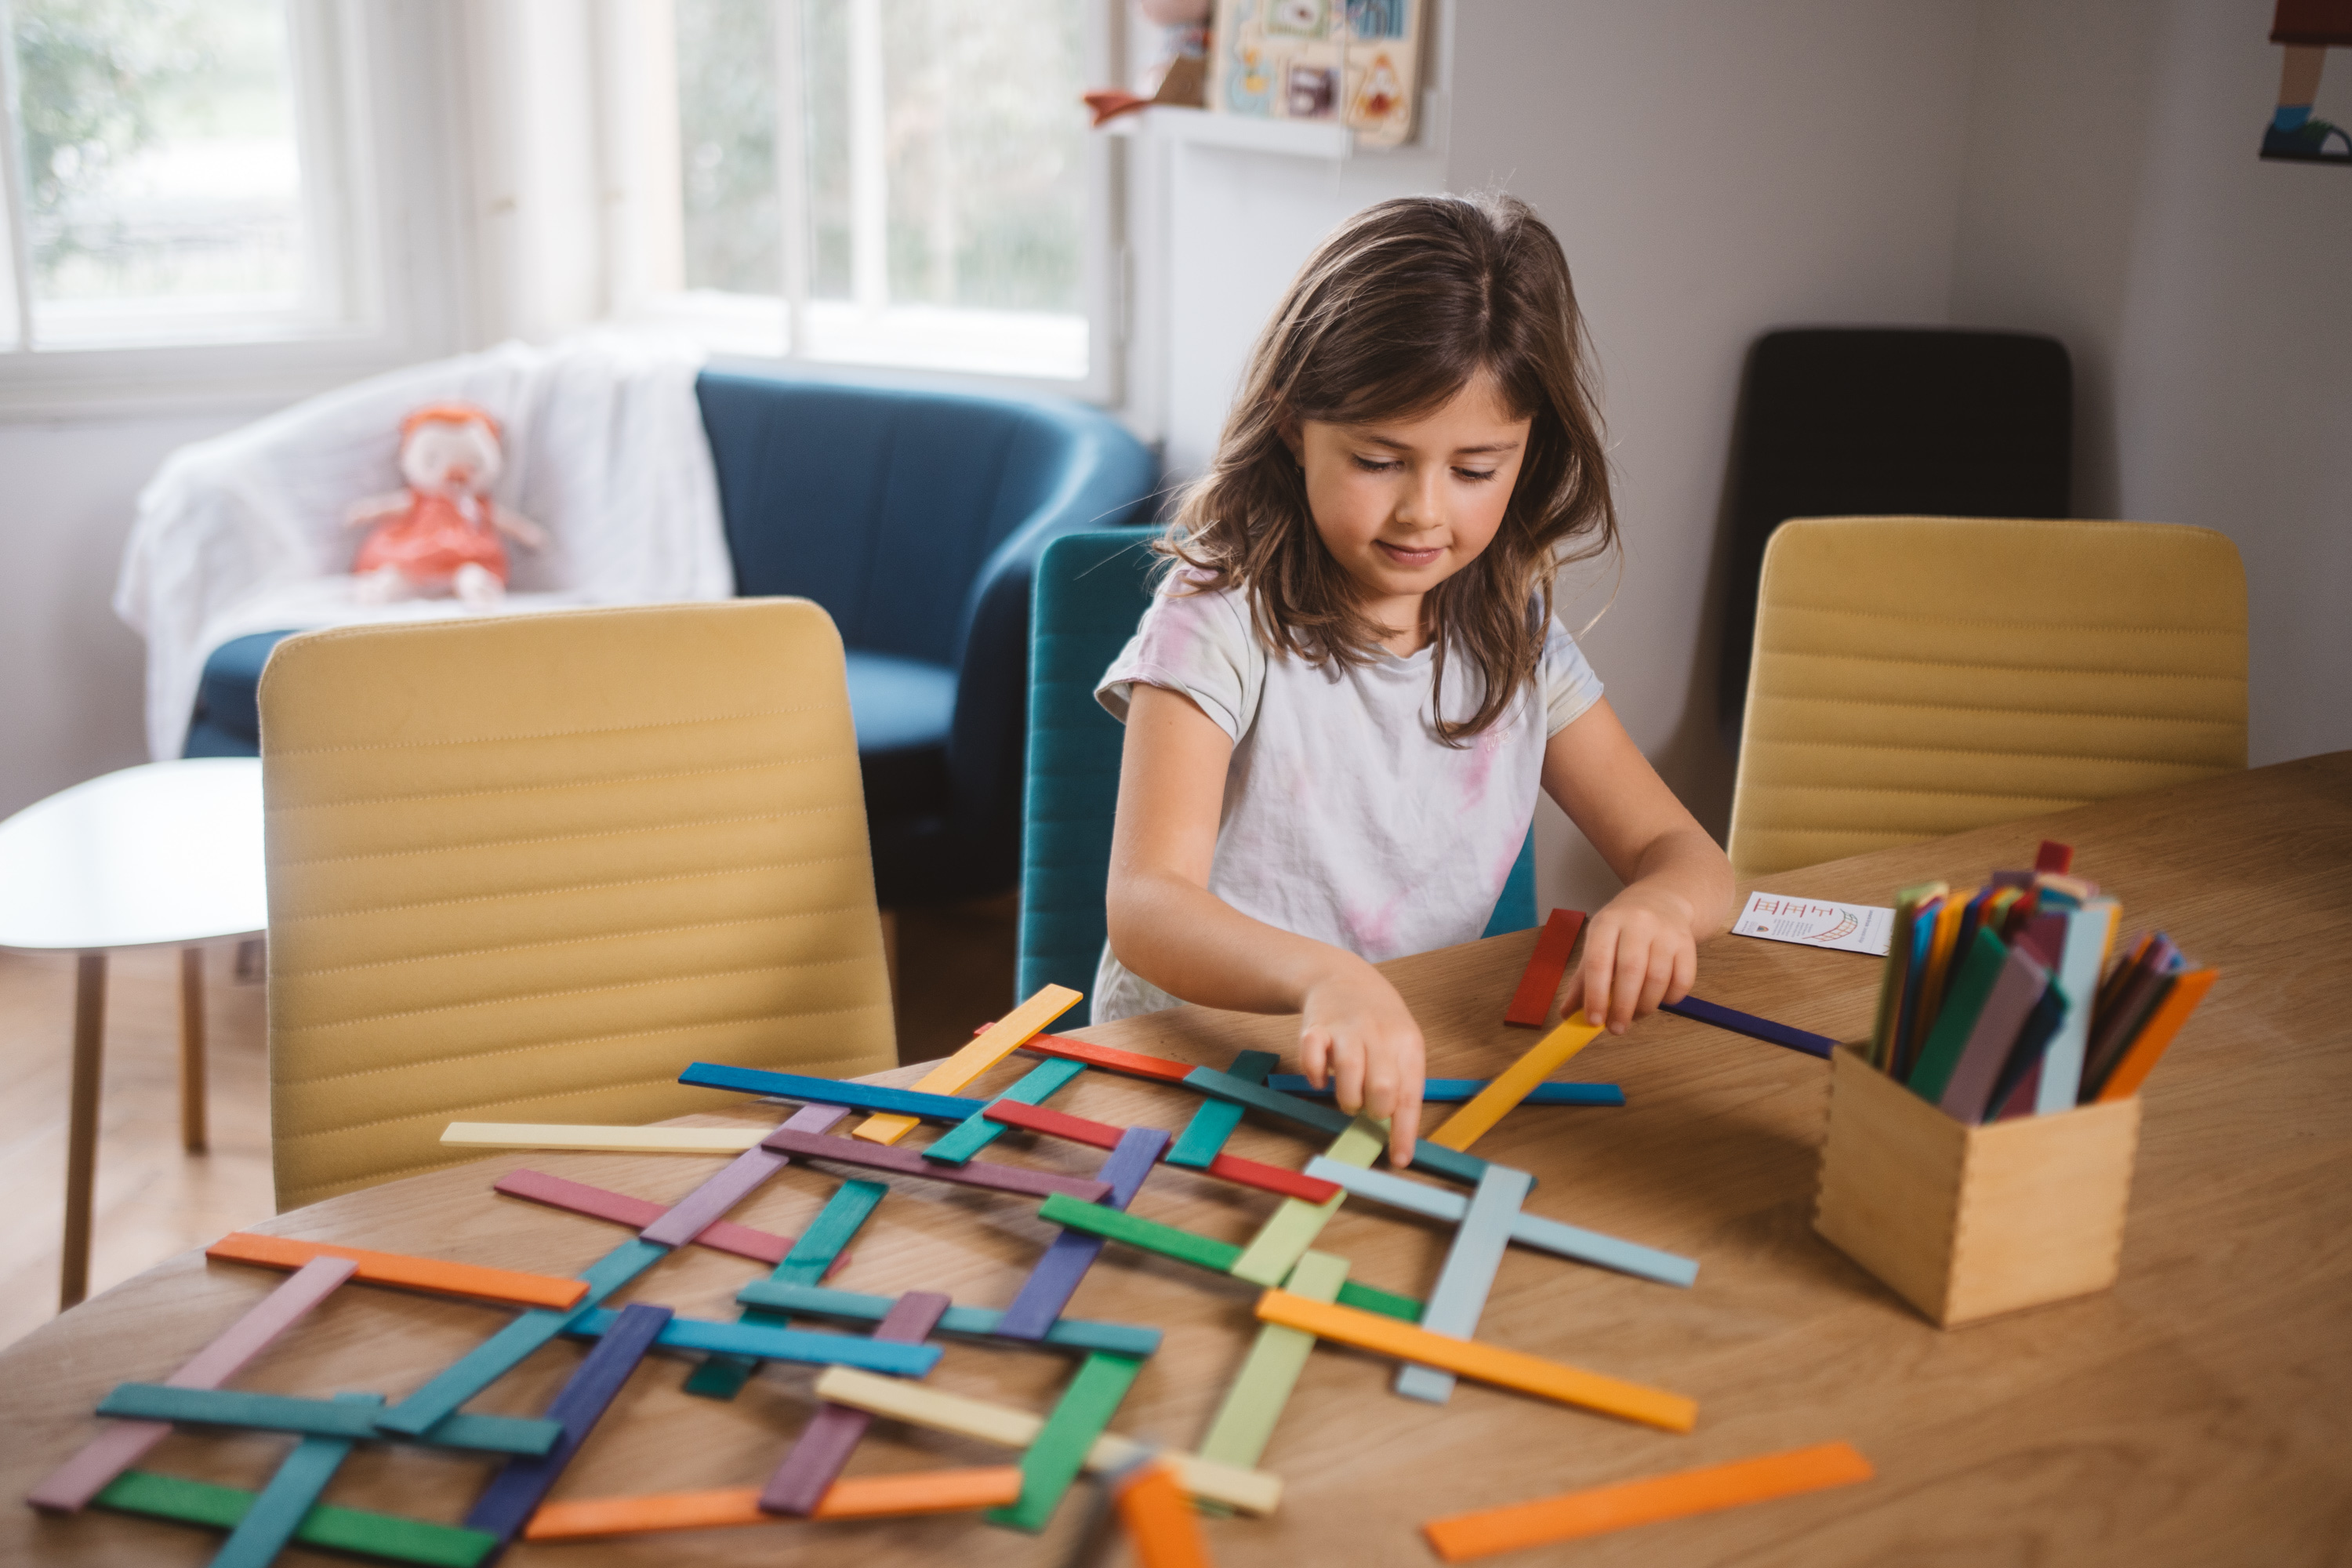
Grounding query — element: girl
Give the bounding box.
[1098,194,1734,1167]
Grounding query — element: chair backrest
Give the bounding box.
[1017,532,1537,1021]
[259,600,896,1210]
[1720,329,2072,753]
[1727,517,2247,880]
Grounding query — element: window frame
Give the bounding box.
[595,0,1125,407]
[0,0,469,422]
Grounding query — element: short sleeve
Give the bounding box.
[1096,577,1263,742]
[1539,619,1605,736]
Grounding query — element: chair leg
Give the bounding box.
[180,947,209,1154]
[62,953,107,1312]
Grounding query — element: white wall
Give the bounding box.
[0,414,247,816]
[1951,0,2352,769]
[1443,1,1984,913]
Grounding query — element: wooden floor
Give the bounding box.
[0,899,1018,1355]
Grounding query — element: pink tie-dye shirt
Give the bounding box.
[1092,574,1603,1023]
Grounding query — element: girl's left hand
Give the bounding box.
[1560,884,1698,1035]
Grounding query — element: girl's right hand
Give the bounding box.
[1298,958,1428,1167]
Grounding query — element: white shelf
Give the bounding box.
[1105,105,1353,160]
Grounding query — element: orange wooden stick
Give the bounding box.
[205,1232,588,1310]
[1116,1461,1215,1568]
[2093,968,2216,1102]
[1421,1441,1874,1561]
[522,1466,1025,1539]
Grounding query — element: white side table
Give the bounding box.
[0,759,267,1309]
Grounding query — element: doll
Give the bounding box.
[347,402,546,606]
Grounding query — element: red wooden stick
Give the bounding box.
[983,1100,1340,1203]
[1017,1033,1198,1083]
[1504,909,1587,1028]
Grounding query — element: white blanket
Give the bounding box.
[114,332,735,761]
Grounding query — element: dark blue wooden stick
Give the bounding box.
[1661,996,1838,1058]
[996,1127,1171,1341]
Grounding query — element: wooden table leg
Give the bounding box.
[62,953,106,1312]
[180,946,208,1153]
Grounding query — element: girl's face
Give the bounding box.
[1287,369,1532,653]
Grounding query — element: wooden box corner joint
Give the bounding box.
[1812,1044,2139,1328]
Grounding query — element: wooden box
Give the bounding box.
[1813,1044,2140,1327]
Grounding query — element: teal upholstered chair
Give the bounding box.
[1016,531,1537,1022]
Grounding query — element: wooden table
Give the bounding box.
[0,758,268,1308]
[7,754,2347,1566]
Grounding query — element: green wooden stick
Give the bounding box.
[1034,1192,1244,1273]
[1334,1278,1421,1323]
[923,1058,1086,1164]
[985,1351,1144,1532]
[685,1176,887,1399]
[1229,1117,1384,1286]
[212,1392,379,1568]
[1167,1050,1279,1167]
[1198,1250,1348,1475]
[91,1471,497,1567]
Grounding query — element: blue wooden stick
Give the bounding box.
[465,1302,673,1544]
[1661,996,1838,1058]
[208,1392,380,1568]
[1265,1075,1624,1106]
[1167,1050,1279,1167]
[996,1127,1170,1340]
[677,1062,987,1123]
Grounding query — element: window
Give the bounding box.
[613,0,1113,393]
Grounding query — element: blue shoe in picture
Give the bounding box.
[2261,118,2352,162]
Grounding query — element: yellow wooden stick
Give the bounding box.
[1428,1012,1604,1151]
[1252,1289,1695,1432]
[439,1123,764,1154]
[853,983,1083,1144]
[811,1366,1283,1515]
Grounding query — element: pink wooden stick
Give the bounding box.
[27,1255,358,1512]
[494,1170,789,1265]
[640,1104,848,1247]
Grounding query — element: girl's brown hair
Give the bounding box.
[1163,191,1616,742]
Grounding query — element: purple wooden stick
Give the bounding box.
[995,1127,1170,1341]
[760,1127,1112,1203]
[639,1103,849,1247]
[27,1255,359,1512]
[463,1301,675,1543]
[758,1290,951,1515]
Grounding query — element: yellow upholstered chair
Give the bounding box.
[1727,517,2247,880]
[259,600,896,1210]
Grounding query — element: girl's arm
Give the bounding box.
[1541,697,1737,1034]
[1106,683,1428,1163]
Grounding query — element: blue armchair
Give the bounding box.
[183,367,1161,908]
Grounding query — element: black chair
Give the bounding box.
[1718,328,2072,754]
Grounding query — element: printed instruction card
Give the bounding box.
[1733,892,1894,956]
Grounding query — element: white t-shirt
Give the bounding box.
[1093,573,1604,1023]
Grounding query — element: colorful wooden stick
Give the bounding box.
[1116,1458,1218,1568]
[1267,1076,1625,1106]
[1428,1013,1603,1150]
[984,1098,1341,1203]
[1182,1068,1497,1188]
[1394,1165,1533,1404]
[998,1128,1170,1340]
[374,1239,669,1439]
[988,1351,1145,1532]
[760,1291,950,1515]
[923,1057,1086,1165]
[1167,1048,1279,1167]
[521,1468,1025,1539]
[636,1102,848,1248]
[557,1305,940,1370]
[684,1177,887,1400]
[466,1304,674,1544]
[1018,1032,1200,1083]
[2092,967,2218,1102]
[1421,1441,1873,1561]
[1504,908,1587,1026]
[760,1126,1112,1202]
[493,1168,830,1267]
[677,1063,986,1123]
[1197,1250,1348,1476]
[210,1392,379,1568]
[1301,1157,1697,1287]
[1659,996,1838,1059]
[735,1279,1161,1357]
[811,1367,1283,1515]
[96,1385,561,1455]
[438,1123,768,1154]
[90,1471,497,1566]
[1254,1290,1697,1431]
[1029,1192,1424,1319]
[204,1232,586,1311]
[1229,1117,1383,1287]
[855,983,1083,1143]
[28,1255,357,1512]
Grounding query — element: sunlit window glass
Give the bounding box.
[675,0,779,296]
[9,0,312,343]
